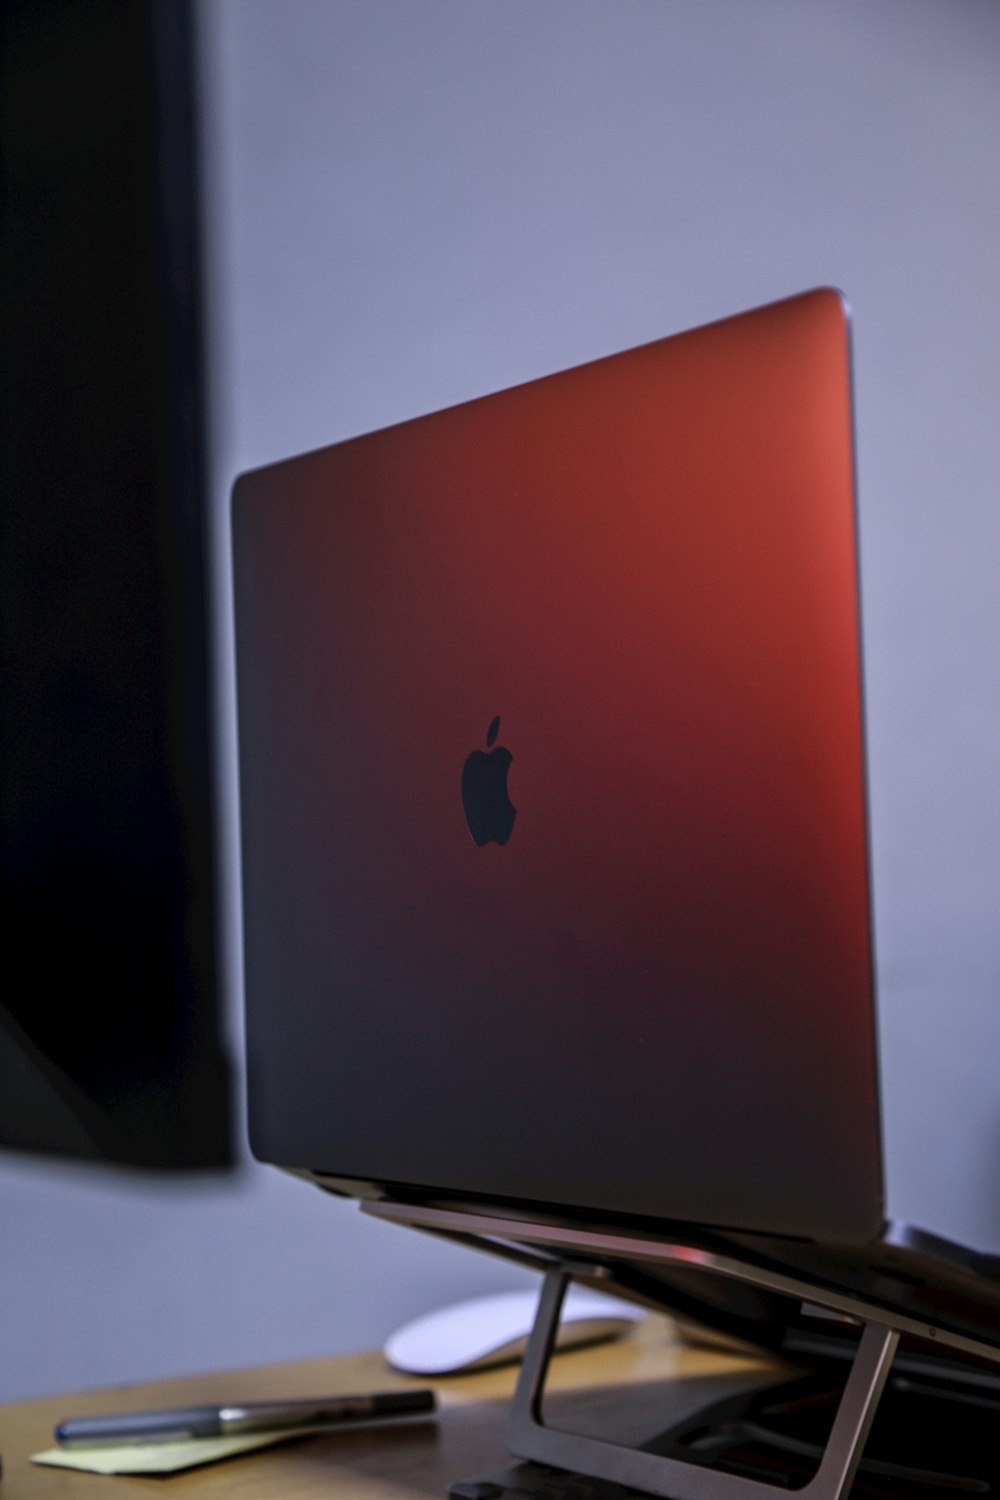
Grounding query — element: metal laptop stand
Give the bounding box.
[364,1198,1000,1500]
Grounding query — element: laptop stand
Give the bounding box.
[364,1199,1000,1500]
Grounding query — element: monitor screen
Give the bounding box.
[1,0,231,1168]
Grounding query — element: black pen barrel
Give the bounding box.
[370,1390,436,1417]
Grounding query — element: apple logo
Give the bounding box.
[461,715,517,846]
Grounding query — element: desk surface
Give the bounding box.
[0,1316,778,1497]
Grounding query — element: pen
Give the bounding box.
[55,1388,436,1448]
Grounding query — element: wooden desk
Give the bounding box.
[0,1317,778,1497]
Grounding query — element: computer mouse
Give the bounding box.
[383,1286,644,1376]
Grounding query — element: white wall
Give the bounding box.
[3,0,998,1402]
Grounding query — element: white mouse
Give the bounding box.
[383,1286,644,1375]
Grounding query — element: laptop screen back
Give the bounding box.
[233,288,883,1245]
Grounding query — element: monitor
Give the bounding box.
[1,0,231,1168]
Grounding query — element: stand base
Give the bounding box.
[503,1268,902,1500]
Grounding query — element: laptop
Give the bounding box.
[232,288,1000,1361]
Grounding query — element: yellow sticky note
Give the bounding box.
[31,1426,315,1474]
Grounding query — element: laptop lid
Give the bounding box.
[233,287,883,1247]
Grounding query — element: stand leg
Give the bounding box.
[506,1268,899,1500]
[809,1319,899,1498]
